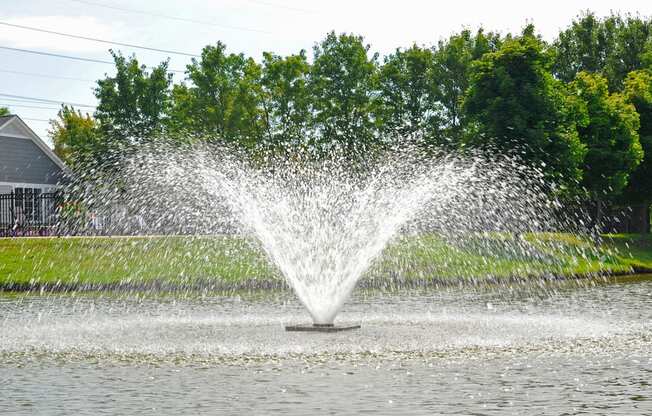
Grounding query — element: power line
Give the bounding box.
[0,93,97,108]
[0,21,200,58]
[244,0,318,14]
[0,97,80,105]
[0,103,62,111]
[0,45,113,64]
[22,118,51,123]
[66,0,271,34]
[0,46,186,74]
[0,68,94,83]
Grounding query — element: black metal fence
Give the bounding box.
[0,192,61,237]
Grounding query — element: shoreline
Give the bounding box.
[2,233,651,294]
[2,268,651,295]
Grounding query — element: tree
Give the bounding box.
[553,12,652,90]
[609,15,652,89]
[259,50,312,150]
[376,44,442,145]
[621,69,652,232]
[433,28,502,143]
[463,30,586,189]
[309,32,379,154]
[569,71,642,224]
[553,12,616,83]
[169,42,265,149]
[48,106,100,168]
[95,50,172,146]
[0,107,9,116]
[642,34,652,68]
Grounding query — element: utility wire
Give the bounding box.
[0,21,200,57]
[0,46,186,73]
[22,118,51,123]
[0,103,62,111]
[0,45,113,64]
[0,93,97,108]
[0,97,89,106]
[66,0,271,34]
[0,68,94,83]
[244,0,318,14]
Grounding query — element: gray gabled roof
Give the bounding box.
[0,114,69,172]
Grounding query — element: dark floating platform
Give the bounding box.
[285,323,361,332]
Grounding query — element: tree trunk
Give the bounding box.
[595,199,603,233]
[629,204,651,234]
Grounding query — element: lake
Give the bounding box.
[1,276,650,415]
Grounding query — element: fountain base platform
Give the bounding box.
[285,323,361,332]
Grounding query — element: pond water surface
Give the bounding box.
[1,277,651,415]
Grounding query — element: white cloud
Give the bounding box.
[0,15,120,53]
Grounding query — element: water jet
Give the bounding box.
[81,143,571,327]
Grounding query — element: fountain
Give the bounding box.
[73,142,564,331]
[5,140,651,415]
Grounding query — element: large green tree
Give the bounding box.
[570,71,642,222]
[259,51,312,150]
[621,69,652,231]
[376,44,442,145]
[463,30,586,189]
[0,107,9,116]
[611,16,652,86]
[169,42,265,148]
[309,32,379,154]
[95,51,172,146]
[433,28,502,143]
[553,12,652,90]
[48,105,100,168]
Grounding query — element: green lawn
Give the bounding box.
[0,236,276,286]
[0,233,650,289]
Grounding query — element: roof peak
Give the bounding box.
[0,115,68,172]
[0,114,16,128]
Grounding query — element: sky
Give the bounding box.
[1,0,651,146]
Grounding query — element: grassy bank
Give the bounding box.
[0,233,650,290]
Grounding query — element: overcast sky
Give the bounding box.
[1,0,651,145]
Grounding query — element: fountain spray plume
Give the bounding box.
[60,138,602,326]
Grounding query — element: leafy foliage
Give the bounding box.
[622,70,652,203]
[433,29,502,143]
[553,12,652,90]
[169,42,265,148]
[94,51,172,146]
[570,72,642,199]
[463,32,586,187]
[48,106,100,168]
[62,16,651,223]
[376,45,441,143]
[308,32,379,154]
[259,51,312,150]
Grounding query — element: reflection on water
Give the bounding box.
[1,278,651,415]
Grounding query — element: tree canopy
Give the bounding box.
[94,51,172,146]
[433,28,502,143]
[169,42,265,148]
[47,13,652,231]
[463,31,586,187]
[570,72,642,201]
[553,12,652,90]
[622,69,652,204]
[309,32,379,154]
[49,105,100,169]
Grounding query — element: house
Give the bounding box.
[0,114,66,193]
[0,114,68,234]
